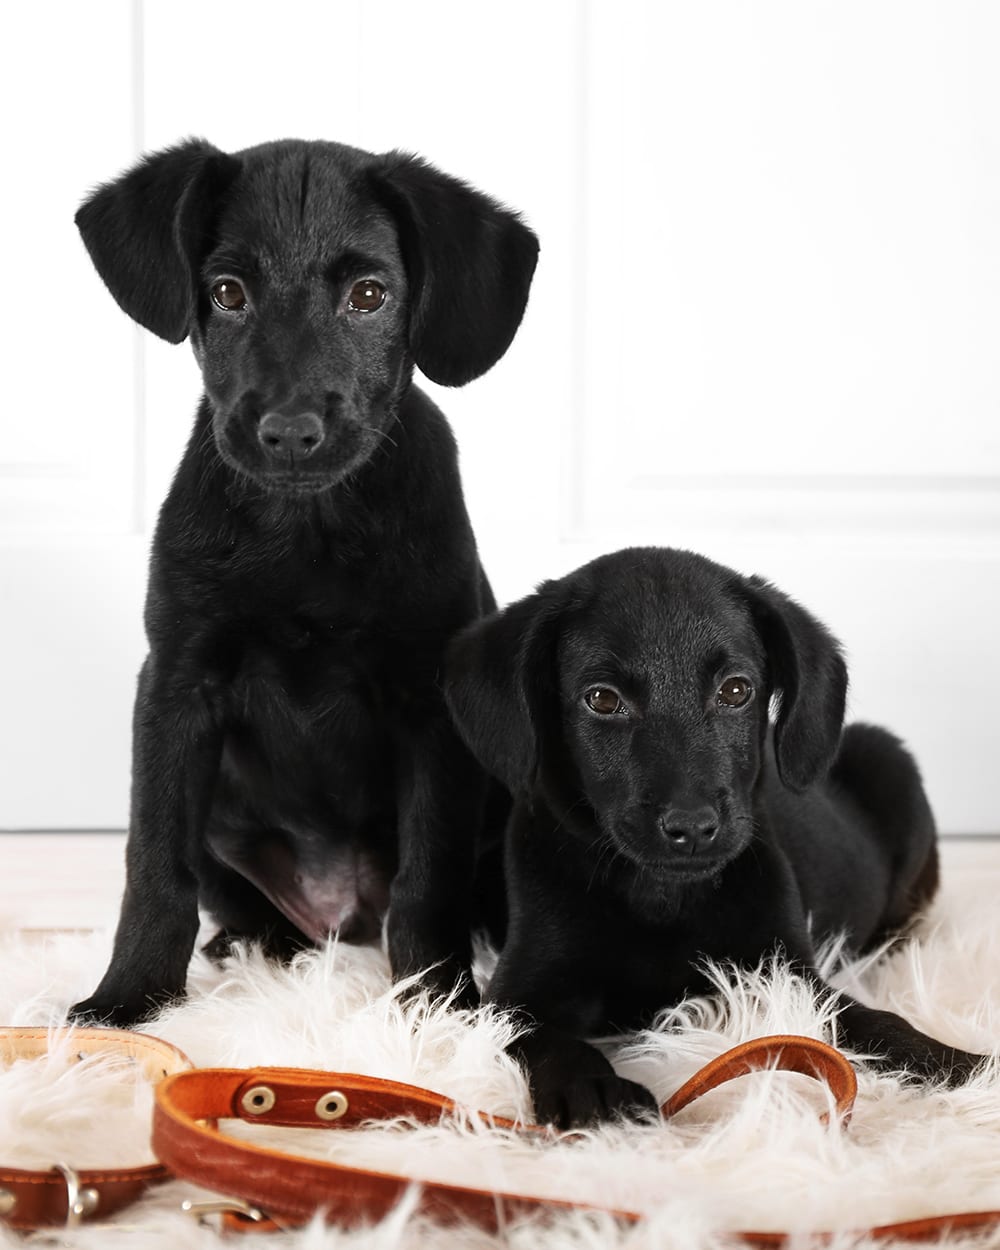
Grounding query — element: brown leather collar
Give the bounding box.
[0,1026,191,1231]
[152,1035,859,1237]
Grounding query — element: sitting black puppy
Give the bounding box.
[445,547,987,1127]
[69,138,537,1025]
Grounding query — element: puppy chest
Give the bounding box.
[600,934,714,1026]
[527,909,719,1031]
[207,622,395,785]
[221,619,385,718]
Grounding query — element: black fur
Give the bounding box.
[445,547,985,1128]
[70,137,537,1026]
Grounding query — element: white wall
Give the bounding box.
[1,1,997,831]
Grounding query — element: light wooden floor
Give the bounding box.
[1,832,999,933]
[2,832,129,932]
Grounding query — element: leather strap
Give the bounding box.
[150,1032,924,1239]
[8,1028,998,1240]
[661,1034,857,1123]
[0,1026,191,1230]
[153,1035,1000,1241]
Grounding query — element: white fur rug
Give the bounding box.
[2,876,999,1250]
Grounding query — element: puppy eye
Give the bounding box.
[585,688,625,716]
[348,279,387,313]
[211,279,247,312]
[717,676,753,709]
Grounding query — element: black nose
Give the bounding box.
[257,411,325,460]
[658,806,720,855]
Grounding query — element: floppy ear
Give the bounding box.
[743,576,848,792]
[444,585,563,797]
[371,152,539,386]
[75,138,240,343]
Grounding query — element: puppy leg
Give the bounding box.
[834,995,986,1085]
[488,955,658,1128]
[800,967,987,1086]
[469,780,511,948]
[70,658,221,1025]
[387,713,484,1008]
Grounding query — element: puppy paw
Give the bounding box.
[515,1028,659,1129]
[68,987,183,1028]
[201,928,306,966]
[533,1070,659,1130]
[865,1039,989,1088]
[201,930,240,965]
[927,1046,990,1087]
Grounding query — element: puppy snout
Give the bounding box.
[257,411,325,460]
[657,806,719,855]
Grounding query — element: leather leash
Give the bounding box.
[150,1033,999,1242]
[4,1029,998,1241]
[0,1026,191,1230]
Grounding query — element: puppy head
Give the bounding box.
[446,548,847,885]
[75,138,538,494]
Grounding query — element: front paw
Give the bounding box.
[534,1067,658,1130]
[69,986,184,1028]
[516,1030,659,1129]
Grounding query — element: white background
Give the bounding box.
[1,1,998,832]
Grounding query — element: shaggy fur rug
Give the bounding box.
[2,874,999,1250]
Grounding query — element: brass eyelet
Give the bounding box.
[314,1090,348,1121]
[240,1085,276,1115]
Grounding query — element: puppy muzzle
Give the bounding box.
[214,398,383,493]
[612,804,748,881]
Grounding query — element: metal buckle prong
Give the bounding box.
[52,1162,99,1227]
[182,1197,266,1227]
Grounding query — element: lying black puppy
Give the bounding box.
[70,138,537,1025]
[445,547,987,1126]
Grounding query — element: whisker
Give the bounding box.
[586,836,618,892]
[550,795,588,838]
[361,423,399,451]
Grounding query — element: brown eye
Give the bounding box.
[717,676,753,709]
[211,279,247,311]
[585,687,625,716]
[348,279,386,313]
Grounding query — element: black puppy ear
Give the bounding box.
[371,152,539,386]
[445,585,562,797]
[743,577,848,792]
[75,138,239,343]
